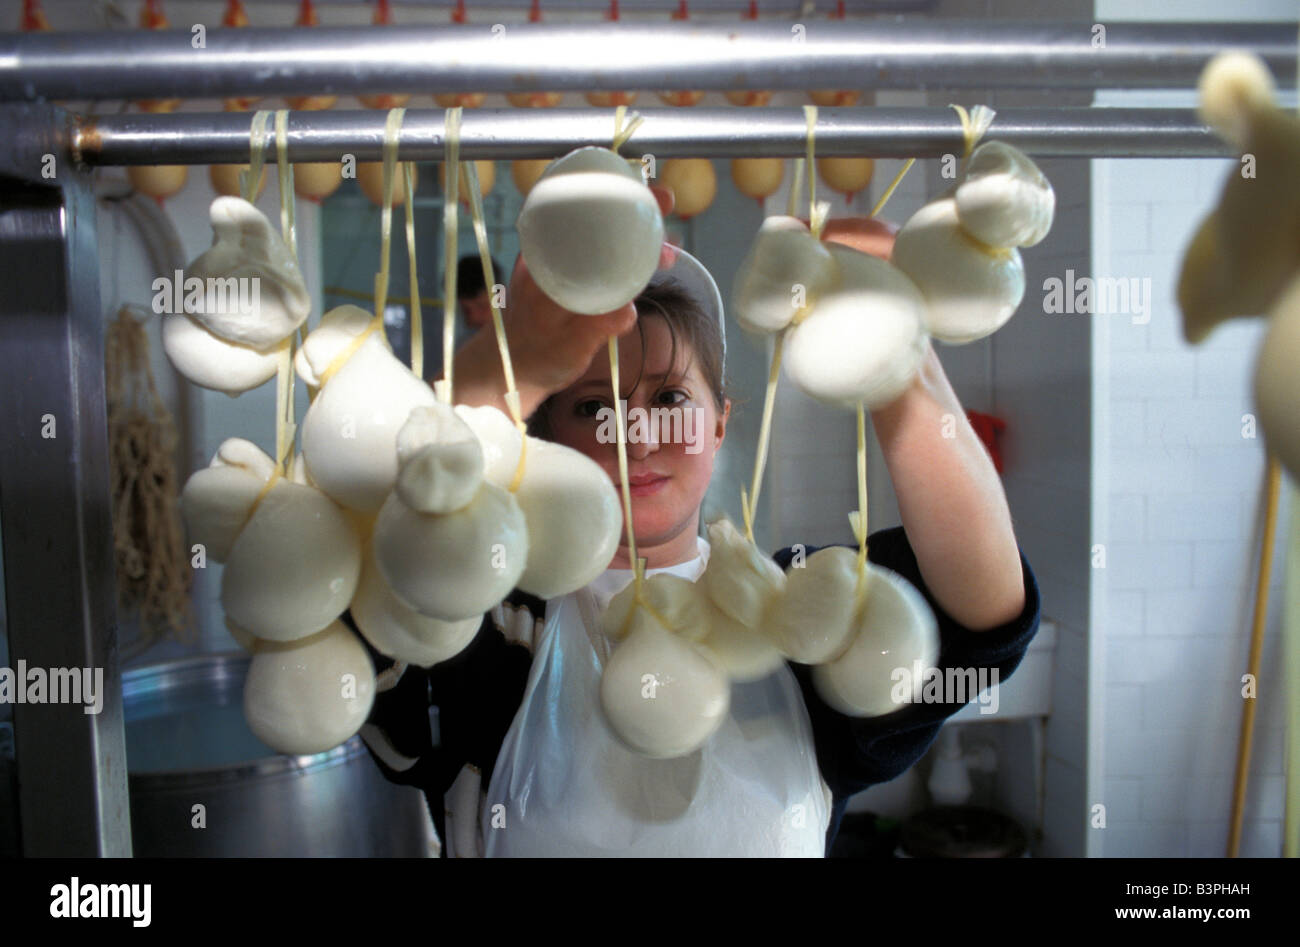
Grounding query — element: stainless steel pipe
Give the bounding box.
[69,106,1233,165]
[2,21,1295,102]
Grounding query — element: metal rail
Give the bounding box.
[1,21,1294,102]
[66,107,1234,165]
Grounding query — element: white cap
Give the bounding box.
[647,244,727,375]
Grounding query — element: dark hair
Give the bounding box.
[528,275,727,440]
[457,253,500,300]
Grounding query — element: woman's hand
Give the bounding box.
[450,184,678,418]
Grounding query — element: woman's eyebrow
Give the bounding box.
[572,370,683,393]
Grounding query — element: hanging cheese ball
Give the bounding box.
[817,156,874,204]
[243,619,376,755]
[294,162,344,201]
[434,92,487,108]
[184,197,311,350]
[220,477,362,643]
[601,572,711,644]
[356,162,419,207]
[784,244,928,409]
[516,146,664,315]
[373,478,528,623]
[507,91,564,108]
[180,437,276,563]
[732,214,837,335]
[725,90,773,107]
[695,600,786,683]
[511,159,551,199]
[162,308,280,396]
[954,142,1054,249]
[209,164,267,200]
[812,563,939,718]
[658,158,717,219]
[600,612,729,759]
[731,158,785,204]
[295,306,440,514]
[350,539,482,668]
[586,91,639,107]
[809,90,860,107]
[891,196,1026,344]
[512,436,623,599]
[701,518,786,630]
[128,165,188,200]
[766,545,862,665]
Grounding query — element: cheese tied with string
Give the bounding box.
[695,517,788,681]
[891,195,1026,344]
[162,310,281,396]
[601,572,711,645]
[811,563,940,718]
[372,409,528,622]
[953,141,1055,249]
[243,618,376,755]
[510,435,623,599]
[181,196,311,349]
[767,545,863,665]
[732,215,837,335]
[784,244,929,409]
[516,143,664,315]
[349,535,482,668]
[181,438,362,643]
[295,305,439,513]
[599,610,730,760]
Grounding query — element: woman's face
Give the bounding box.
[541,316,729,550]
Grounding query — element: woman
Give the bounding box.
[350,188,1042,857]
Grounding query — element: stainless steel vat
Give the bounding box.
[123,653,429,857]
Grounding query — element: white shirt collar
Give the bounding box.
[585,534,711,614]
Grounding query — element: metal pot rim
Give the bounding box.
[123,651,370,787]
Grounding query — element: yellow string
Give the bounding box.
[375,107,405,323]
[870,158,916,219]
[440,107,461,406]
[609,336,644,599]
[786,157,804,218]
[274,110,297,261]
[461,154,529,492]
[608,106,648,596]
[241,109,272,205]
[316,110,405,390]
[741,330,786,544]
[803,105,830,239]
[403,161,422,379]
[852,402,869,575]
[948,103,997,166]
[741,108,827,542]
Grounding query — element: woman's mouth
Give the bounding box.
[627,473,670,497]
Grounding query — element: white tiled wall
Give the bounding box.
[1091,0,1297,859]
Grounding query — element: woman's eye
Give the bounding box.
[575,399,606,418]
[656,389,688,406]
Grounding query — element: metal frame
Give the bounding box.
[72,107,1235,163]
[0,102,131,857]
[2,21,1295,101]
[0,17,1293,856]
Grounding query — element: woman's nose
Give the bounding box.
[624,402,660,460]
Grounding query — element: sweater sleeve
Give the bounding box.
[771,525,1042,800]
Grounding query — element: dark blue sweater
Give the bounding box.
[349,524,1042,856]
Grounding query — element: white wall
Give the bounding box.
[1091,0,1297,857]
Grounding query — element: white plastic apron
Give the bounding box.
[482,537,831,857]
